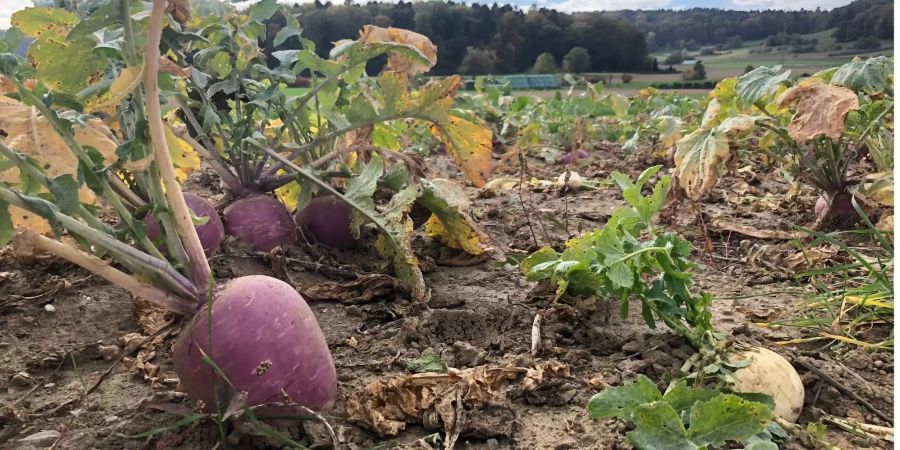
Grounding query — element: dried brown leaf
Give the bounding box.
[303,274,404,304]
[776,80,860,144]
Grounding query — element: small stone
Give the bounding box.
[516,278,528,288]
[453,341,486,367]
[486,438,500,450]
[44,304,56,313]
[0,341,9,348]
[86,401,101,411]
[43,383,56,389]
[22,316,35,325]
[874,360,884,368]
[11,372,32,387]
[19,430,61,445]
[105,415,119,424]
[98,345,120,361]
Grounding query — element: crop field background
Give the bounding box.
[0,0,894,449]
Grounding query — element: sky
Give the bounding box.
[0,0,856,29]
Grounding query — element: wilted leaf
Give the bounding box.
[830,56,893,95]
[858,171,893,207]
[418,179,492,256]
[374,184,427,302]
[673,127,729,201]
[0,96,117,231]
[303,274,404,304]
[607,92,630,117]
[11,7,76,39]
[776,80,859,144]
[737,65,791,105]
[344,153,384,237]
[356,25,437,76]
[84,65,144,113]
[162,124,201,180]
[431,113,492,188]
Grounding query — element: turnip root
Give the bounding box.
[223,195,297,251]
[560,149,589,165]
[294,196,360,250]
[144,192,224,256]
[173,275,336,413]
[555,171,582,191]
[731,347,805,422]
[815,192,857,218]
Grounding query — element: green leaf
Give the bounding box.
[249,0,278,22]
[662,380,719,414]
[344,154,384,238]
[744,440,779,450]
[687,394,773,447]
[587,375,662,420]
[736,65,790,104]
[0,200,13,247]
[373,184,426,302]
[11,7,77,40]
[27,36,107,95]
[403,348,448,373]
[47,174,80,215]
[627,402,696,450]
[830,56,893,95]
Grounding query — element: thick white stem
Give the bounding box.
[24,231,194,316]
[144,0,211,293]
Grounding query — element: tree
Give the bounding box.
[683,60,706,80]
[651,57,659,72]
[532,52,558,74]
[458,47,498,75]
[663,50,684,65]
[562,47,591,73]
[854,35,881,50]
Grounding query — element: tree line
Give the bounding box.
[613,0,892,51]
[262,1,649,75]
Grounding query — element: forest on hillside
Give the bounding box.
[614,0,892,51]
[254,0,892,75]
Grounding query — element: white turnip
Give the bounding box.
[144,192,224,256]
[731,347,805,422]
[223,195,297,251]
[294,195,360,250]
[173,275,336,413]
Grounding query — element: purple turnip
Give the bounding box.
[815,192,857,218]
[223,195,297,251]
[144,192,224,256]
[294,196,360,250]
[560,149,590,165]
[173,275,336,413]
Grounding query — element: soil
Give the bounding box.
[0,143,893,450]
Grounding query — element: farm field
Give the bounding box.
[0,2,894,450]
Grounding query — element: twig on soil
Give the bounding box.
[0,385,39,412]
[823,415,894,442]
[531,313,542,356]
[795,358,891,424]
[517,152,540,248]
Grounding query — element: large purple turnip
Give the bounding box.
[145,192,224,256]
[223,195,297,251]
[294,196,360,250]
[815,192,857,218]
[173,275,336,413]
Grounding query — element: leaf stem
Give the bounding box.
[144,0,211,292]
[22,231,195,316]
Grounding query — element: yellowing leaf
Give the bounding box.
[11,7,76,39]
[163,124,201,181]
[0,96,118,232]
[84,66,145,113]
[419,179,491,256]
[607,93,630,118]
[431,115,492,188]
[858,172,893,207]
[673,127,729,201]
[276,180,301,211]
[358,25,437,76]
[776,80,860,144]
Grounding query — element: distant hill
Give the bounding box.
[611,0,892,52]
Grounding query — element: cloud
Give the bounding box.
[1,0,32,29]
